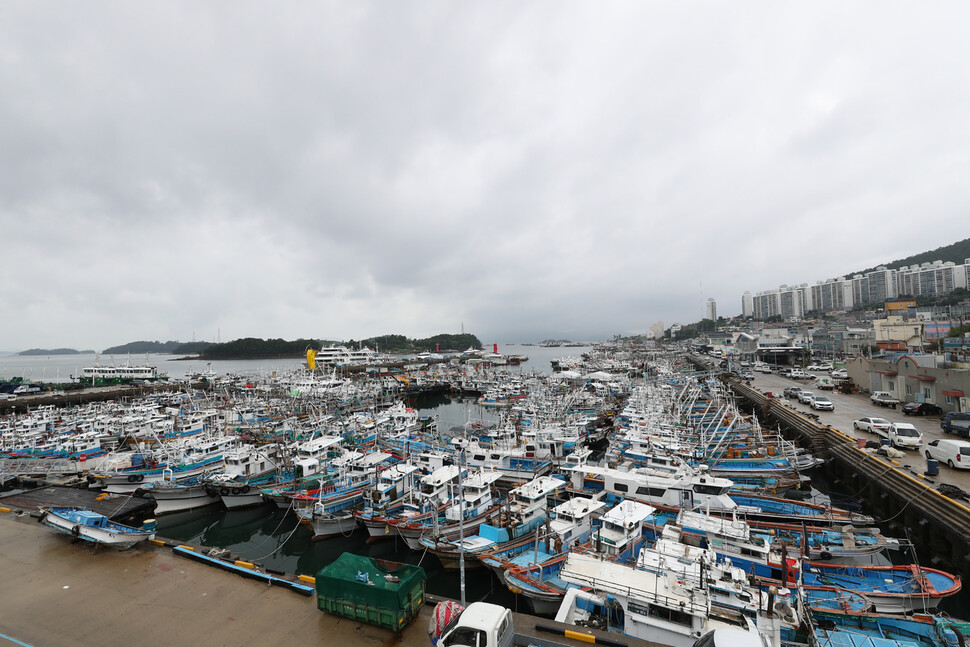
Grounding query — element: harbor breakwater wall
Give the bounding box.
[0,381,194,415]
[725,377,970,578]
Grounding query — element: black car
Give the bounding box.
[902,401,943,416]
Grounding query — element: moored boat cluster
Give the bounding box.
[2,344,967,647]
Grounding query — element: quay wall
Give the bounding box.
[725,377,970,578]
[0,510,648,647]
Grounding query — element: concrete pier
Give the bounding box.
[0,513,650,647]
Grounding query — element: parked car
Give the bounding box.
[810,395,834,411]
[853,417,891,434]
[789,368,808,379]
[797,390,816,404]
[888,422,923,449]
[902,402,943,416]
[806,363,834,372]
[924,439,970,470]
[941,412,970,438]
[783,386,802,398]
[830,368,848,379]
[740,371,755,380]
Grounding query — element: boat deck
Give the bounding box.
[0,484,155,521]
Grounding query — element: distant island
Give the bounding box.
[171,333,484,360]
[19,348,95,356]
[344,333,483,354]
[102,340,213,355]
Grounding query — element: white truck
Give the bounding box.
[870,391,899,408]
[435,602,514,647]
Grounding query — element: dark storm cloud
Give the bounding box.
[2,2,969,349]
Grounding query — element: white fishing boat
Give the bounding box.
[145,477,221,515]
[39,507,156,550]
[556,551,785,647]
[419,475,567,569]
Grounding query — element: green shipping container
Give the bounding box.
[315,553,427,631]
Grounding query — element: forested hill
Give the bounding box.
[193,333,482,359]
[102,340,213,355]
[199,338,320,359]
[95,333,482,360]
[346,333,483,353]
[857,237,970,275]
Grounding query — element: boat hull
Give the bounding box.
[40,508,154,550]
[149,484,221,515]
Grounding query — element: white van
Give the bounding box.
[924,439,970,470]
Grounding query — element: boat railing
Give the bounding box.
[564,563,709,615]
[0,457,77,477]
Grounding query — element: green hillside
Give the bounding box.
[347,333,482,353]
[857,237,970,275]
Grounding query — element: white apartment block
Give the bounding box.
[743,258,969,319]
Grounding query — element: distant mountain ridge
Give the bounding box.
[857,237,970,276]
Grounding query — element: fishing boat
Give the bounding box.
[144,474,221,515]
[418,475,566,569]
[356,464,461,540]
[293,452,397,539]
[793,562,961,614]
[38,507,155,550]
[205,473,274,510]
[566,463,873,527]
[810,608,969,647]
[640,507,899,564]
[554,550,785,647]
[478,496,606,578]
[353,462,422,534]
[503,500,653,615]
[395,469,504,551]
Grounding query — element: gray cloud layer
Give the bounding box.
[2,3,969,349]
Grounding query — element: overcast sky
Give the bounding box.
[2,3,969,351]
